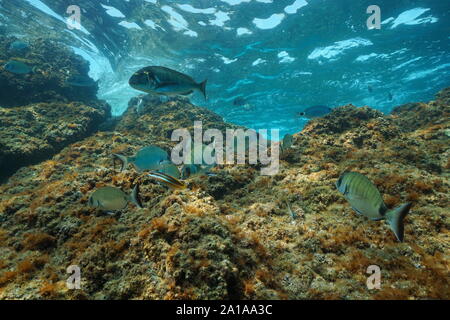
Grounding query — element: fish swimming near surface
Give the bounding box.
[297,105,332,119]
[336,171,412,242]
[129,66,207,99]
[147,171,187,189]
[233,96,246,106]
[89,185,143,211]
[113,146,169,172]
[242,103,255,111]
[3,60,36,74]
[66,75,96,87]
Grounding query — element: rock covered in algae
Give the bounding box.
[0,36,99,108]
[0,88,448,300]
[117,93,242,139]
[0,101,110,180]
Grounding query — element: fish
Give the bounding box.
[129,66,207,99]
[113,146,169,172]
[285,201,298,220]
[66,75,96,87]
[297,105,332,118]
[147,171,187,189]
[181,164,200,179]
[281,133,294,152]
[368,85,373,93]
[233,97,246,106]
[181,163,217,179]
[180,143,218,178]
[157,161,181,179]
[3,60,35,74]
[88,185,142,211]
[388,92,393,101]
[242,103,255,111]
[336,171,412,242]
[9,40,29,52]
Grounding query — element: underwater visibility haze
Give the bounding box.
[0,0,449,301]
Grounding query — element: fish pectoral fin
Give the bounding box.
[180,90,194,96]
[351,206,364,215]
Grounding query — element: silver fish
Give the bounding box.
[113,146,169,172]
[336,172,412,242]
[9,40,29,52]
[129,66,207,99]
[297,105,332,118]
[281,134,294,152]
[181,163,217,179]
[157,161,181,179]
[4,60,35,74]
[89,185,142,211]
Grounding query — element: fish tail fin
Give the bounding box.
[386,202,412,242]
[199,79,207,100]
[130,184,143,209]
[112,153,128,172]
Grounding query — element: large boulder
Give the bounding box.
[0,101,110,180]
[0,37,99,107]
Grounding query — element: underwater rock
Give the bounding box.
[391,88,450,132]
[139,195,245,299]
[0,37,99,107]
[0,101,110,180]
[117,93,242,139]
[0,88,448,299]
[302,104,384,136]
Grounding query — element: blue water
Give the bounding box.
[1,0,449,138]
